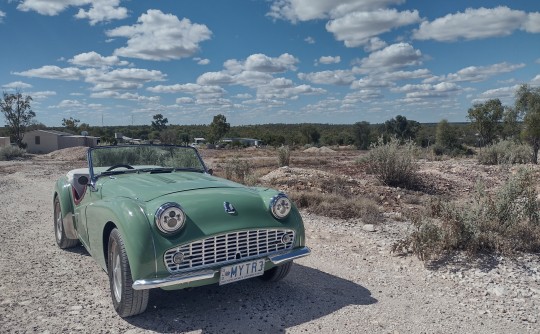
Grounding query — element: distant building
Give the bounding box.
[22,129,100,154]
[192,138,206,146]
[0,137,10,147]
[221,138,263,147]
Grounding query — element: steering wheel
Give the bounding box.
[106,164,135,171]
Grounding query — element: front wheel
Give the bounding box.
[54,197,78,249]
[108,229,149,317]
[259,261,293,282]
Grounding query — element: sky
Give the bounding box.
[0,0,539,127]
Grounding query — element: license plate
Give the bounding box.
[219,259,265,285]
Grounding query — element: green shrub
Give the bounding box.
[477,140,533,165]
[223,156,252,184]
[0,146,26,161]
[393,169,540,260]
[366,137,419,189]
[277,146,290,167]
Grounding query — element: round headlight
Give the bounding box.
[270,193,292,220]
[155,203,186,234]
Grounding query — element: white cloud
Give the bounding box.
[30,91,56,99]
[326,9,421,47]
[393,82,461,99]
[195,58,210,65]
[531,74,540,85]
[304,36,315,44]
[267,0,404,22]
[85,68,167,91]
[298,70,355,86]
[351,69,431,89]
[342,89,383,106]
[69,51,130,68]
[106,10,212,61]
[364,37,387,52]
[148,83,225,95]
[318,56,341,65]
[425,62,526,83]
[356,43,422,70]
[17,0,127,24]
[244,53,298,73]
[90,91,160,102]
[2,81,33,89]
[15,66,87,80]
[413,6,540,41]
[196,72,234,86]
[256,81,326,100]
[473,85,520,103]
[74,0,128,25]
[176,97,195,104]
[0,10,6,22]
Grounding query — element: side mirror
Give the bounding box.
[207,168,213,175]
[78,175,89,186]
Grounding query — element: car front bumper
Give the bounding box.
[132,246,311,290]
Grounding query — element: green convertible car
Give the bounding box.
[53,145,310,317]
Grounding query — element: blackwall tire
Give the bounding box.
[54,197,78,249]
[108,228,149,317]
[259,261,293,282]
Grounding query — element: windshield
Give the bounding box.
[89,145,206,178]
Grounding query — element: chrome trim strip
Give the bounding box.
[269,246,311,265]
[132,269,217,290]
[133,247,310,290]
[62,212,78,239]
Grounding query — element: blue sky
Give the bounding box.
[1,0,539,127]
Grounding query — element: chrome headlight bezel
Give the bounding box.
[154,202,186,234]
[270,193,292,220]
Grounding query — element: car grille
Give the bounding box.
[164,229,295,273]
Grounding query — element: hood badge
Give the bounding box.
[223,202,236,214]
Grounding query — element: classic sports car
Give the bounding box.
[53,145,310,317]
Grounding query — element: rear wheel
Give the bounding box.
[54,197,78,249]
[108,228,149,317]
[260,261,293,282]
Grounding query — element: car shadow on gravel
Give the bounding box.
[125,264,376,333]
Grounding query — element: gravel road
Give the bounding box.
[1,159,539,333]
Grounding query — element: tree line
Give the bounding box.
[1,84,540,163]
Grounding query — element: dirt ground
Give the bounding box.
[1,147,539,333]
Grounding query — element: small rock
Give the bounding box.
[363,224,376,232]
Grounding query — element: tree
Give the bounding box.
[178,133,190,145]
[62,117,80,133]
[300,125,320,145]
[208,114,230,144]
[383,115,420,141]
[353,121,371,150]
[467,99,504,146]
[515,84,540,163]
[151,114,168,132]
[160,128,177,144]
[0,91,35,148]
[501,107,521,140]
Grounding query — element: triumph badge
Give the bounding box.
[223,202,236,214]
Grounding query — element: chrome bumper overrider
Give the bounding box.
[132,246,311,290]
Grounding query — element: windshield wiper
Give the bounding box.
[137,167,175,174]
[173,167,205,173]
[99,169,138,176]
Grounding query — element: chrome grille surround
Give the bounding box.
[164,229,295,274]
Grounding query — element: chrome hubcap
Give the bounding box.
[112,248,122,302]
[55,202,63,241]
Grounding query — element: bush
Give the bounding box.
[290,190,382,222]
[277,146,290,167]
[477,140,533,165]
[223,156,252,184]
[393,169,540,260]
[366,137,419,189]
[0,146,25,161]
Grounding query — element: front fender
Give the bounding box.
[85,197,157,281]
[54,177,77,239]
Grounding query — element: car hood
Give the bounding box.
[98,172,244,201]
